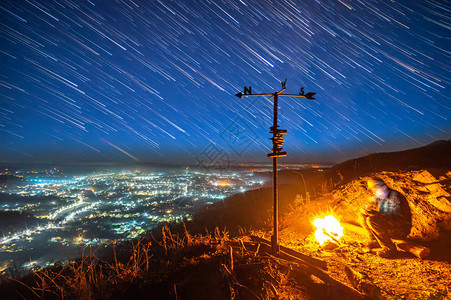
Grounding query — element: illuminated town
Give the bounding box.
[0,166,265,274]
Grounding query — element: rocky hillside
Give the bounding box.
[332,170,451,240]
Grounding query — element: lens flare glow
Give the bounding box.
[313,215,343,245]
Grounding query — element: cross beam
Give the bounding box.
[236,93,316,99]
[235,79,316,255]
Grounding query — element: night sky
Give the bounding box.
[0,0,449,166]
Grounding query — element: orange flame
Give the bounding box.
[313,215,343,245]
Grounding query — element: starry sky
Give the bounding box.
[0,0,449,166]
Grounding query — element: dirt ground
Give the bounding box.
[271,229,450,299]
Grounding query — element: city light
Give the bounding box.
[0,167,265,272]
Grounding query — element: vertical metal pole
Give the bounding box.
[272,93,279,255]
[274,93,278,127]
[273,156,278,255]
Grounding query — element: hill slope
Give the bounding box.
[193,140,451,233]
[328,139,451,183]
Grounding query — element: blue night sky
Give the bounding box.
[0,0,449,166]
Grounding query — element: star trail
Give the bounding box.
[0,0,449,165]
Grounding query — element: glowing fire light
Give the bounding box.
[313,215,343,245]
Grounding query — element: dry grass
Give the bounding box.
[30,239,153,299]
[218,236,309,300]
[3,224,231,299]
[3,223,313,299]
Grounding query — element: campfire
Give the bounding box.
[313,215,343,246]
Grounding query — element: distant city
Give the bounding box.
[0,166,270,275]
